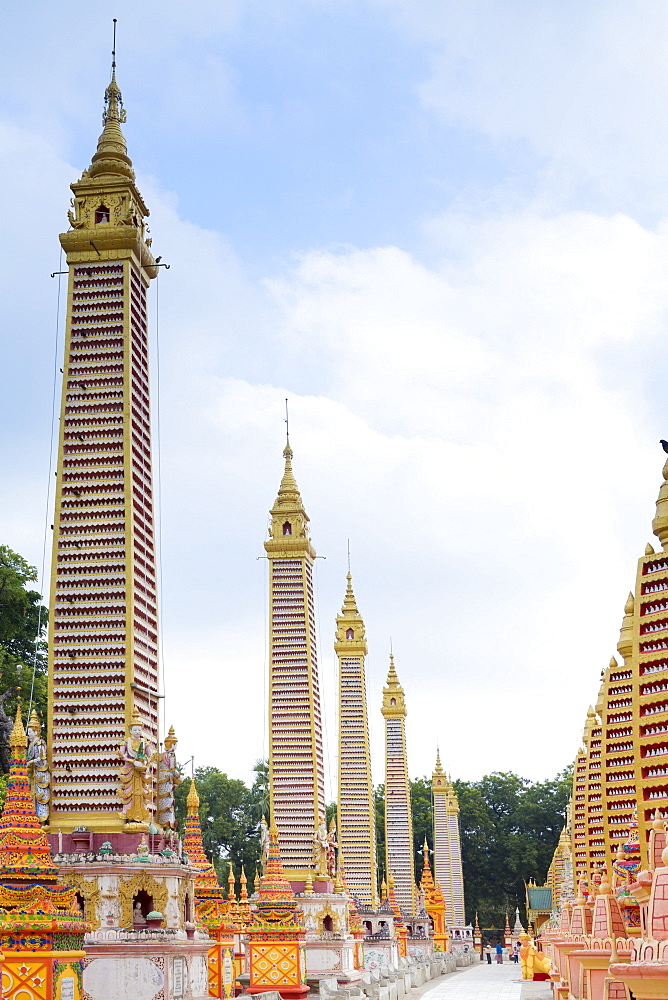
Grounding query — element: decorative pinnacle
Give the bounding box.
[28,708,41,734]
[381,653,406,715]
[187,778,200,811]
[9,704,26,750]
[88,41,134,181]
[434,747,444,775]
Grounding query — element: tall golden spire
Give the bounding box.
[336,569,376,906]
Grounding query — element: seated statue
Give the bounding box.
[519,931,552,981]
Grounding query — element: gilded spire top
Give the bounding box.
[434,747,444,775]
[381,653,406,716]
[187,777,200,810]
[335,570,367,644]
[88,51,134,181]
[9,704,26,750]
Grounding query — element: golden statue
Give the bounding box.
[519,930,552,981]
[117,704,153,828]
[26,708,50,823]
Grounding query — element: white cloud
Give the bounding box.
[376,0,668,215]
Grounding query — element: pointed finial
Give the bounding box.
[434,747,444,774]
[285,398,290,447]
[646,543,655,556]
[9,704,26,750]
[609,656,617,670]
[187,778,200,811]
[347,538,351,573]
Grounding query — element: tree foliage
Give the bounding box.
[372,768,571,926]
[175,759,269,892]
[0,546,48,768]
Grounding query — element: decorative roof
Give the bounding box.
[0,707,59,883]
[182,779,224,903]
[255,820,297,920]
[527,885,552,912]
[335,573,367,645]
[381,654,406,716]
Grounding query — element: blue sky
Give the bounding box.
[3,2,668,805]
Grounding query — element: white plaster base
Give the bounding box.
[83,938,212,1000]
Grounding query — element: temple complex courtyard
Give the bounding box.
[420,965,551,1000]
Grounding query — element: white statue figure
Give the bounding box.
[314,818,329,876]
[260,815,270,871]
[26,708,50,823]
[154,725,183,830]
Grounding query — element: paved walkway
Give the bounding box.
[419,962,552,1000]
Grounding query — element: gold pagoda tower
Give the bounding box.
[567,454,668,880]
[431,750,465,928]
[265,439,326,881]
[571,704,604,883]
[47,61,161,833]
[335,572,377,907]
[381,654,416,916]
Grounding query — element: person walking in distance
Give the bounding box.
[495,942,503,964]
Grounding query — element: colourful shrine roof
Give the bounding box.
[256,820,297,920]
[0,707,59,884]
[182,779,224,903]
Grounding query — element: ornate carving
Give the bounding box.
[315,904,341,934]
[118,871,168,930]
[67,874,101,929]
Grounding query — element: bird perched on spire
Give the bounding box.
[660,439,668,454]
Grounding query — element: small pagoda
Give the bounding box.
[182,778,236,998]
[246,821,308,999]
[0,706,89,1000]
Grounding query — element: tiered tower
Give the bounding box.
[335,572,377,907]
[572,705,604,884]
[567,456,668,877]
[381,655,416,917]
[431,750,465,927]
[265,440,325,881]
[47,64,160,832]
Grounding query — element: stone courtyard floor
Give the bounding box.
[417,961,552,1000]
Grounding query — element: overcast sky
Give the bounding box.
[3,1,668,797]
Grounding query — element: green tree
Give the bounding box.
[374,767,571,926]
[175,766,263,892]
[454,768,572,927]
[0,546,48,768]
[411,776,433,882]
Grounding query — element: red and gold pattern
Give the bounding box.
[0,708,89,999]
[0,711,59,886]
